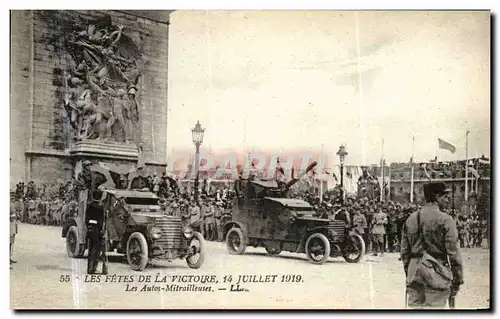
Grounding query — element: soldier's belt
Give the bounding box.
[88,220,98,224]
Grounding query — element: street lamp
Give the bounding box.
[191,121,205,200]
[336,145,348,204]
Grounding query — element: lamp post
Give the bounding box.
[336,145,348,204]
[191,121,205,200]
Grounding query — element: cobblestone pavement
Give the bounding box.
[10,223,490,309]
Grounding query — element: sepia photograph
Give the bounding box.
[9,8,490,310]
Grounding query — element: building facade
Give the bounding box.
[10,10,172,189]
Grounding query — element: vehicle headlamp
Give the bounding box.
[182,227,194,239]
[150,227,162,239]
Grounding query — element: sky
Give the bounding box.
[166,10,490,167]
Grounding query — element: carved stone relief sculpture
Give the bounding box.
[62,16,143,144]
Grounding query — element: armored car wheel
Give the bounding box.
[66,226,85,258]
[127,232,149,271]
[342,234,366,263]
[186,232,205,269]
[226,227,247,255]
[305,233,331,265]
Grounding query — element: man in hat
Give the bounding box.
[372,208,388,256]
[77,160,93,192]
[401,182,464,308]
[85,190,106,274]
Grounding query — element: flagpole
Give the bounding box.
[465,129,470,202]
[410,136,415,203]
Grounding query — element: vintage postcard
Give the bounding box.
[9,9,490,309]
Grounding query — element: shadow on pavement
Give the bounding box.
[244,252,347,264]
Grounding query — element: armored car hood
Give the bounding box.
[264,197,312,209]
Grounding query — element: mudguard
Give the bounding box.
[62,217,87,241]
[223,221,249,243]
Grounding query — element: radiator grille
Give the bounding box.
[327,220,346,238]
[154,216,186,250]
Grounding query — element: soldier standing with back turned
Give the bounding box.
[401,182,464,308]
[86,190,106,274]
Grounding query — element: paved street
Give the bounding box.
[10,223,490,309]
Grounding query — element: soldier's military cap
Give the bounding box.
[83,160,92,166]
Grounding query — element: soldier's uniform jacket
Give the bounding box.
[372,211,388,235]
[204,205,215,224]
[457,219,467,237]
[401,203,464,286]
[481,219,488,236]
[77,170,92,190]
[190,205,201,224]
[352,212,367,234]
[10,203,18,238]
[214,205,221,220]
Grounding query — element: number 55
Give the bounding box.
[60,275,70,283]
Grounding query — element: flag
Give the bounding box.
[421,163,432,181]
[331,172,338,182]
[469,167,479,179]
[468,161,480,178]
[478,157,490,165]
[438,138,456,154]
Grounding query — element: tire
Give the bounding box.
[226,227,247,255]
[265,246,282,256]
[342,234,366,263]
[305,233,331,264]
[126,232,149,271]
[186,232,205,269]
[66,226,85,258]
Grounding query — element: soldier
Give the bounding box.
[387,206,398,252]
[471,215,480,247]
[456,216,467,248]
[10,200,19,267]
[334,207,351,226]
[352,207,367,237]
[214,201,223,241]
[77,160,93,191]
[204,200,216,240]
[85,191,105,274]
[401,182,464,308]
[480,217,488,248]
[372,208,388,256]
[190,200,201,225]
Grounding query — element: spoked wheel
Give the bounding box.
[342,234,366,263]
[66,226,85,258]
[305,233,331,264]
[127,232,149,271]
[186,232,205,269]
[226,227,247,255]
[265,246,282,256]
